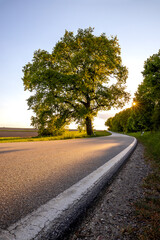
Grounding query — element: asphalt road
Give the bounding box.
[0,134,134,230]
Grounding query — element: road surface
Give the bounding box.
[0,134,134,230]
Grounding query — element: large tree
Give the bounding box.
[134,49,160,131]
[142,49,160,130]
[22,27,129,135]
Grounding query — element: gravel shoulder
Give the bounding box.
[61,143,151,240]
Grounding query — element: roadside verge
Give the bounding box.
[0,137,137,240]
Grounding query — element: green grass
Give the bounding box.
[128,131,160,163]
[0,130,111,143]
[126,131,160,240]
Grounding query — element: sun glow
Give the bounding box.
[132,102,136,106]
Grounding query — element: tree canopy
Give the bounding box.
[105,49,160,133]
[141,49,160,129]
[22,27,129,135]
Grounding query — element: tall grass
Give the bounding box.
[129,131,160,164]
[127,131,160,239]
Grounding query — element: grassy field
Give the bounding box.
[0,130,111,143]
[0,129,37,132]
[0,128,37,132]
[127,131,160,239]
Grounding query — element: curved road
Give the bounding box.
[0,134,134,230]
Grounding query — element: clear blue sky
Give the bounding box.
[0,0,160,129]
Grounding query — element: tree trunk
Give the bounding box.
[86,116,93,135]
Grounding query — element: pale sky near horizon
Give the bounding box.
[0,0,160,129]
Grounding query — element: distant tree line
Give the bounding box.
[105,49,160,133]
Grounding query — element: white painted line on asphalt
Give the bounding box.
[0,137,137,240]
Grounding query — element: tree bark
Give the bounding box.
[86,116,93,135]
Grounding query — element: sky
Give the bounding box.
[0,0,160,129]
